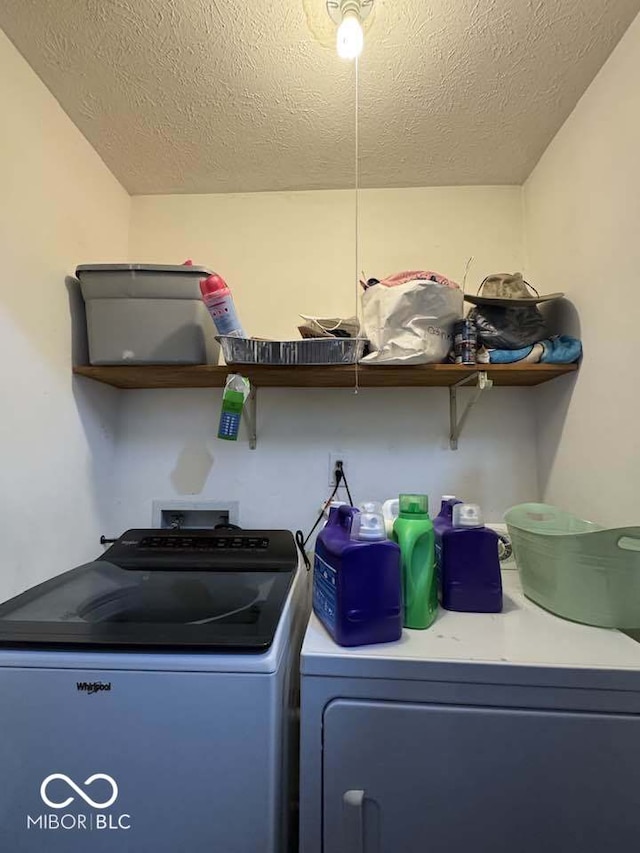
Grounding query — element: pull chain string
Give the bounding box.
[354,54,360,395]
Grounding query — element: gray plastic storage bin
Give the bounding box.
[76,264,220,365]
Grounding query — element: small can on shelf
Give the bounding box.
[453,319,478,365]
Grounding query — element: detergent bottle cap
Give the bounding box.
[360,501,383,515]
[199,273,229,297]
[453,503,484,529]
[382,499,399,536]
[351,511,386,541]
[382,498,399,517]
[399,494,429,518]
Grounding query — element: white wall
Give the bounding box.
[0,30,130,598]
[110,187,537,538]
[130,187,523,339]
[524,11,640,526]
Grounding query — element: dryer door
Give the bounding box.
[323,699,640,853]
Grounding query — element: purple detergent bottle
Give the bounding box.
[313,505,402,647]
[441,503,503,612]
[434,496,463,581]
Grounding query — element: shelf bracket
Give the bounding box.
[245,385,258,450]
[449,371,493,450]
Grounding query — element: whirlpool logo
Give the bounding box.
[77,681,111,694]
[27,773,131,832]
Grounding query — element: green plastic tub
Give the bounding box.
[505,503,640,628]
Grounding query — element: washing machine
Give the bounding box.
[0,528,309,852]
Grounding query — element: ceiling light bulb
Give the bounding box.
[336,11,363,59]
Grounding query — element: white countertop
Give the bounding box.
[302,572,640,673]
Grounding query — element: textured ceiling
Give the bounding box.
[1,0,639,194]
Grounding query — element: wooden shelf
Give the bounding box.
[73,362,577,390]
[73,362,578,450]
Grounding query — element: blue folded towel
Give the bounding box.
[488,335,582,365]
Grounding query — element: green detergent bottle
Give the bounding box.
[392,494,438,629]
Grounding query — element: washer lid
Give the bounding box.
[0,530,297,652]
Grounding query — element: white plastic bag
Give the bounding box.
[361,279,463,364]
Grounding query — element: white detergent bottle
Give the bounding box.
[382,499,400,538]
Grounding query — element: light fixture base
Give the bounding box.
[326,0,374,26]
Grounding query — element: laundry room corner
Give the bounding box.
[2,1,640,850]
